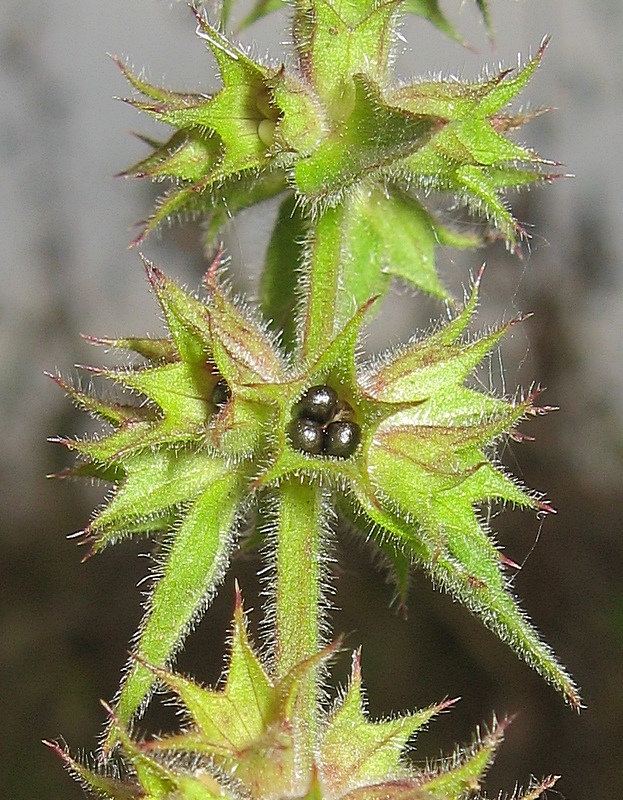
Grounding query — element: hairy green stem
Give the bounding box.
[274,477,324,756]
[301,206,345,361]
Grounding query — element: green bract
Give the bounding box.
[45,592,559,800]
[54,258,579,745]
[119,2,554,301]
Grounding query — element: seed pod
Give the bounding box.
[289,417,325,455]
[324,420,360,458]
[296,384,338,423]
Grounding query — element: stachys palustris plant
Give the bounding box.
[46,2,580,798]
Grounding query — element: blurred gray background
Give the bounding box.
[2,1,622,797]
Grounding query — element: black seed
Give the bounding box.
[289,417,325,455]
[324,421,360,458]
[211,378,231,409]
[296,384,338,423]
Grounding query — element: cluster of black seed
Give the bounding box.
[289,385,361,459]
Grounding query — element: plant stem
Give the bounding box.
[274,477,324,758]
[301,205,345,361]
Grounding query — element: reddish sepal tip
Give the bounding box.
[499,552,522,570]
